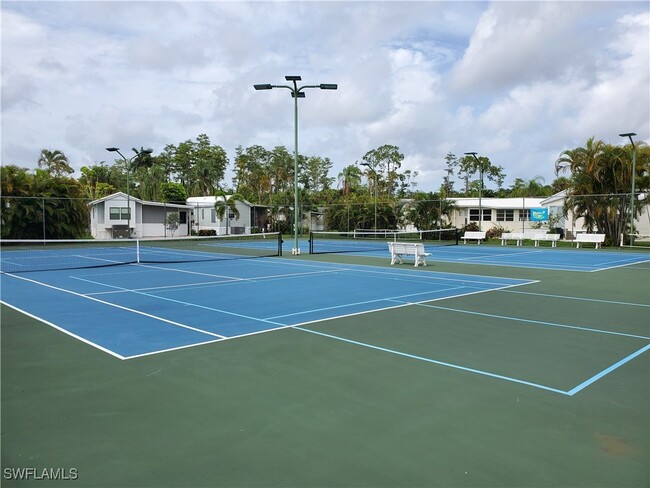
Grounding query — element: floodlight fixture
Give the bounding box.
[253,75,338,254]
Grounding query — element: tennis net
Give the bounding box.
[309,229,459,254]
[0,233,283,273]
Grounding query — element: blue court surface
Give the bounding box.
[1,258,533,359]
[306,238,650,271]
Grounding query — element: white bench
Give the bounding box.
[532,233,560,248]
[500,232,524,246]
[461,231,486,244]
[524,231,560,247]
[388,242,431,267]
[575,233,606,249]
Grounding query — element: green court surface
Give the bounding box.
[2,249,649,487]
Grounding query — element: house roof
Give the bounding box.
[449,197,546,209]
[89,192,192,209]
[186,196,253,207]
[540,190,568,206]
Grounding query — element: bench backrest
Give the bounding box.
[388,242,425,254]
[462,231,486,239]
[576,233,605,243]
[502,232,524,239]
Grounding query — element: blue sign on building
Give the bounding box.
[530,208,549,221]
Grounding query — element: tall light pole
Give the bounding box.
[254,76,337,255]
[619,133,637,245]
[106,147,153,238]
[464,152,484,231]
[360,162,378,230]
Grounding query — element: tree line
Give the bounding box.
[1,135,648,243]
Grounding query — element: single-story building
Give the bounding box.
[89,192,193,239]
[448,197,547,233]
[186,196,269,235]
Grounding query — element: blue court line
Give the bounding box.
[294,326,650,397]
[567,344,650,396]
[402,302,650,341]
[293,326,570,395]
[499,289,650,308]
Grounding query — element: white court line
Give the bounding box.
[82,268,348,296]
[3,273,227,341]
[456,249,546,261]
[0,300,127,360]
[125,271,537,359]
[72,275,285,327]
[399,301,650,341]
[3,260,537,361]
[265,286,467,320]
[592,258,650,272]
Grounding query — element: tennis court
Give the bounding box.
[2,235,649,487]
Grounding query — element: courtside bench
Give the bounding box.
[532,233,560,247]
[575,233,606,249]
[388,242,431,267]
[461,231,486,244]
[500,232,524,246]
[501,232,560,247]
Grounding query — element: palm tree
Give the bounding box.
[337,165,362,196]
[555,138,648,244]
[37,149,73,176]
[214,190,245,235]
[509,176,549,197]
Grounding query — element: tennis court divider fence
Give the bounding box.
[308,228,460,254]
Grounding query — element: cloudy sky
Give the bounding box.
[2,1,649,192]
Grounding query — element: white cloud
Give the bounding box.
[1,1,648,192]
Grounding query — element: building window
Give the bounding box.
[109,207,130,220]
[469,209,490,221]
[496,209,514,221]
[179,212,187,224]
[519,209,531,221]
[211,209,217,223]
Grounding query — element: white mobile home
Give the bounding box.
[89,192,192,239]
[187,196,254,235]
[448,197,547,233]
